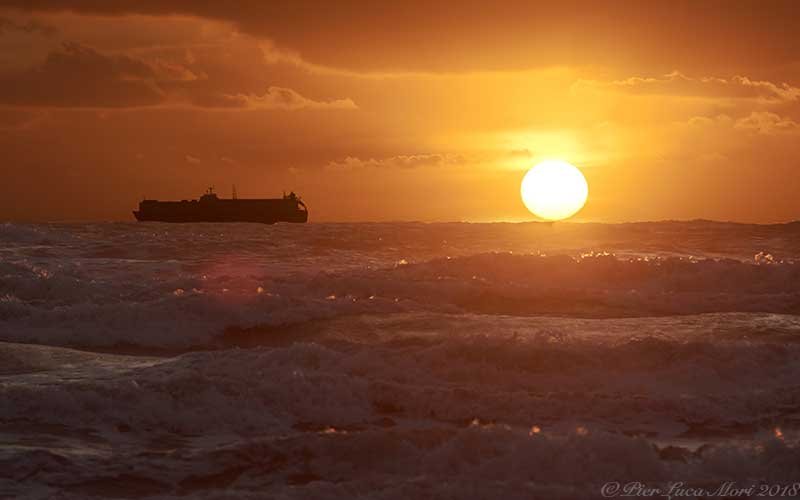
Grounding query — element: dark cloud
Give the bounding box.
[0,42,164,107]
[0,41,355,109]
[2,1,800,74]
[0,16,57,36]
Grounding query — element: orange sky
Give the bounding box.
[0,1,798,222]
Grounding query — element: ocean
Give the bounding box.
[2,220,800,499]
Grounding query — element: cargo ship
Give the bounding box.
[133,188,308,224]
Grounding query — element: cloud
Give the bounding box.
[184,154,201,164]
[0,16,56,36]
[734,112,800,134]
[205,87,357,110]
[326,154,465,171]
[7,1,800,74]
[0,42,353,110]
[259,41,318,72]
[0,42,164,107]
[150,59,203,82]
[683,114,735,128]
[575,71,800,102]
[681,112,800,136]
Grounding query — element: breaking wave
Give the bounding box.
[2,248,799,348]
[2,323,800,498]
[3,222,800,498]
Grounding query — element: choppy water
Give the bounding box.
[2,221,800,499]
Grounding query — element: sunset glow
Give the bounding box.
[3,3,800,498]
[0,3,797,222]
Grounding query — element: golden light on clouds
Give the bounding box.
[0,2,798,222]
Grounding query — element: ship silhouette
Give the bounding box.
[133,187,308,224]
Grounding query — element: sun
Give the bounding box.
[520,160,588,221]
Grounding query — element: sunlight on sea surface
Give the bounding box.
[1,220,800,498]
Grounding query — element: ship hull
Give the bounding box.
[134,197,308,224]
[133,211,308,224]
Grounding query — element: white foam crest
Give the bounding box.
[2,223,800,348]
[2,313,799,437]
